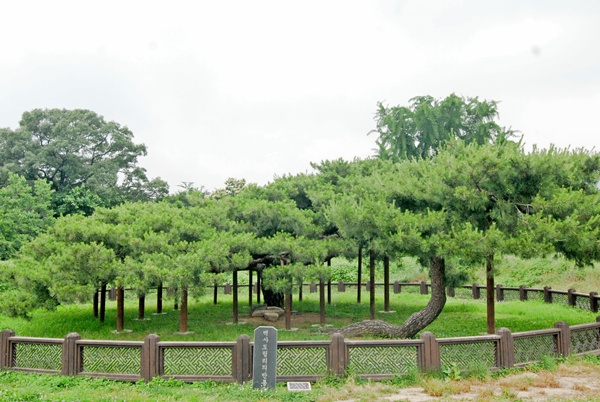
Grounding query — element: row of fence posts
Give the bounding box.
[104,282,599,313]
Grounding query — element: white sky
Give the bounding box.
[1,0,599,192]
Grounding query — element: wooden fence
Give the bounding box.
[2,283,600,383]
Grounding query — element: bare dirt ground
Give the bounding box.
[362,363,600,401]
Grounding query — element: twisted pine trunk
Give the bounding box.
[338,256,446,338]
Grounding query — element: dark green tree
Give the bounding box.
[0,109,167,215]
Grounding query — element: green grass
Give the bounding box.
[1,286,597,342]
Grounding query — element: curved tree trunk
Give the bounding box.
[338,256,446,338]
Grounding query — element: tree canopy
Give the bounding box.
[370,94,513,161]
[0,109,168,215]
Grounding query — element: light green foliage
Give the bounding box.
[370,94,512,161]
[0,173,54,259]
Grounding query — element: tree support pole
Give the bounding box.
[233,270,239,324]
[180,286,188,333]
[116,286,124,332]
[357,246,362,304]
[384,255,390,312]
[486,255,495,334]
[370,248,376,320]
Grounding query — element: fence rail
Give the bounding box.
[2,282,600,383]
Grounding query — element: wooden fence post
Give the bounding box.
[519,285,528,301]
[393,281,400,294]
[109,286,116,301]
[568,289,576,307]
[496,328,514,368]
[61,332,81,376]
[496,284,504,302]
[0,329,15,369]
[472,283,480,300]
[419,332,440,372]
[446,287,455,297]
[420,281,428,295]
[544,286,553,303]
[224,283,231,295]
[310,282,317,293]
[329,333,347,377]
[234,334,251,384]
[142,334,160,382]
[554,321,571,357]
[338,281,345,293]
[589,292,598,313]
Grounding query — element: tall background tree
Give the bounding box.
[0,109,168,215]
[370,94,513,161]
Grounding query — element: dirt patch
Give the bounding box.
[378,365,600,401]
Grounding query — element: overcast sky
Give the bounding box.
[1,1,599,192]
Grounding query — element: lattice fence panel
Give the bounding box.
[439,342,497,371]
[575,296,590,311]
[162,347,232,376]
[552,293,569,307]
[81,345,141,374]
[277,346,327,376]
[514,335,557,364]
[454,288,473,300]
[503,289,520,302]
[571,328,600,354]
[527,291,545,302]
[348,345,418,375]
[12,343,62,371]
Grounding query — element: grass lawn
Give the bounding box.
[1,286,597,342]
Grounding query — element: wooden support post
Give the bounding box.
[157,283,163,314]
[61,332,81,376]
[142,334,160,382]
[357,245,362,304]
[544,286,553,303]
[519,285,528,301]
[329,333,347,377]
[93,290,99,318]
[180,286,188,333]
[256,271,261,304]
[496,284,504,302]
[568,289,576,307]
[116,286,125,332]
[446,287,455,297]
[393,281,400,294]
[369,248,376,320]
[138,294,145,320]
[420,281,428,295]
[384,255,390,311]
[310,283,317,293]
[319,279,326,325]
[213,283,218,305]
[338,281,345,292]
[100,283,107,323]
[0,329,15,369]
[233,270,239,324]
[496,328,515,368]
[234,334,251,384]
[419,332,440,372]
[590,292,599,313]
[248,270,253,307]
[554,321,571,357]
[472,283,480,299]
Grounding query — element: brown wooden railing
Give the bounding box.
[2,283,600,383]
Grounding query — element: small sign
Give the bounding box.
[252,326,277,390]
[287,382,311,392]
